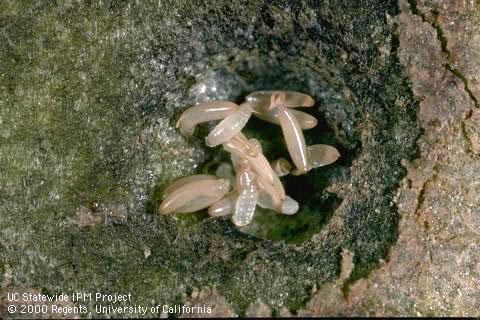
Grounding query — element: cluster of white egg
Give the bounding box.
[159,91,340,227]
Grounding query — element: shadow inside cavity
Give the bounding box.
[219,55,359,243]
[156,53,360,243]
[239,112,348,244]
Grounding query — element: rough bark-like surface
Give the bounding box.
[0,0,477,318]
[299,0,480,316]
